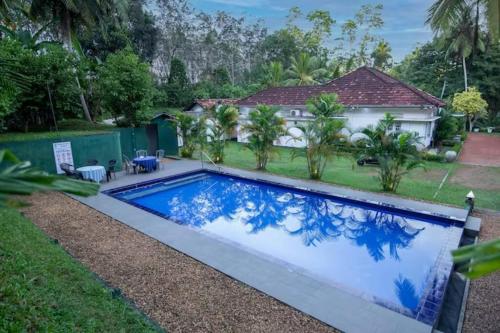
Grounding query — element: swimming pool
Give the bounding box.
[107,170,463,326]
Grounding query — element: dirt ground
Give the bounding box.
[449,165,500,191]
[459,133,500,167]
[20,193,499,333]
[462,211,500,333]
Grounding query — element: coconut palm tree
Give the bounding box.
[435,4,485,90]
[292,93,346,180]
[370,40,393,70]
[359,114,424,192]
[206,104,238,163]
[29,0,125,122]
[285,52,327,86]
[261,61,284,87]
[427,0,500,43]
[242,104,287,170]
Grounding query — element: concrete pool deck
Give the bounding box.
[73,159,473,333]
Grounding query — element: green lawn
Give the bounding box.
[0,208,161,332]
[219,142,500,210]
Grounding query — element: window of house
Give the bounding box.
[426,123,431,137]
[294,121,298,125]
[290,110,298,117]
[387,124,393,131]
[395,122,401,131]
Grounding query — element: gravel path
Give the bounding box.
[21,193,336,333]
[462,212,500,333]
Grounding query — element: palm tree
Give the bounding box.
[175,111,200,158]
[292,93,346,180]
[427,0,500,43]
[359,114,424,192]
[0,149,98,207]
[206,104,238,163]
[371,40,392,70]
[285,53,327,86]
[436,4,484,90]
[242,104,287,170]
[261,61,284,87]
[29,0,122,122]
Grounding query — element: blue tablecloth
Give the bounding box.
[133,156,157,172]
[76,165,106,183]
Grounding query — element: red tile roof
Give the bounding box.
[237,66,445,107]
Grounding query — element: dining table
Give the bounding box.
[133,156,157,173]
[76,165,106,183]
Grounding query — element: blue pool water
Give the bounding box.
[110,171,463,325]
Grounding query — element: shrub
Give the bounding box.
[421,152,444,162]
[57,119,114,131]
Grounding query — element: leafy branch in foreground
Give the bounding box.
[0,149,99,207]
[452,238,500,279]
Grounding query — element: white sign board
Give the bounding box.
[53,141,74,174]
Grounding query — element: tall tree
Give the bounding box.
[285,53,327,86]
[427,0,500,44]
[438,4,484,90]
[29,0,122,122]
[165,57,192,107]
[371,40,392,70]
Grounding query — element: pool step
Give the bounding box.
[121,174,210,200]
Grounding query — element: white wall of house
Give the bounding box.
[237,105,439,148]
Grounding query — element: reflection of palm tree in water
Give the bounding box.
[232,184,289,233]
[166,178,240,227]
[394,274,420,312]
[271,192,424,261]
[166,176,424,261]
[343,210,424,261]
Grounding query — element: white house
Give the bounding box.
[236,66,445,148]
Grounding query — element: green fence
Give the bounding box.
[0,132,123,173]
[156,120,178,156]
[116,120,178,159]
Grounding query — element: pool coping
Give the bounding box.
[73,160,471,333]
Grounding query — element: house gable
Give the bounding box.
[237,66,445,108]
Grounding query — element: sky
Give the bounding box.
[190,0,436,62]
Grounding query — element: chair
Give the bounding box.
[60,163,82,179]
[136,150,147,158]
[106,160,117,181]
[86,159,98,166]
[122,155,137,175]
[156,149,165,170]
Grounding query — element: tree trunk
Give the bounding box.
[462,55,468,91]
[63,10,93,123]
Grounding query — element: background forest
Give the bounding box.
[0,0,499,132]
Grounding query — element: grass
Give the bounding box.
[0,208,161,332]
[218,142,500,210]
